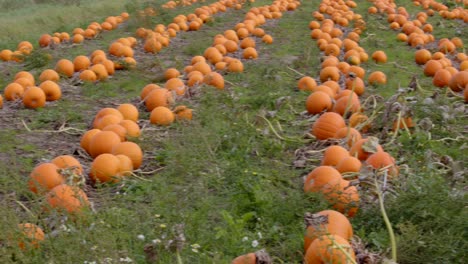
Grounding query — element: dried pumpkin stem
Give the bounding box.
[258,115,305,143]
[387,111,402,146]
[374,177,397,262]
[286,66,306,77]
[15,200,36,218]
[128,172,152,182]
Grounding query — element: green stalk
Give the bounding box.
[374,177,397,262]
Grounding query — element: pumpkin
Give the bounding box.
[349,137,383,161]
[231,253,256,264]
[305,91,333,115]
[165,78,186,95]
[227,59,244,73]
[262,34,273,44]
[112,141,143,169]
[38,34,52,47]
[51,155,83,176]
[298,76,317,91]
[14,71,34,81]
[192,61,212,75]
[46,184,89,213]
[73,34,84,44]
[150,106,175,126]
[424,60,443,77]
[116,154,134,176]
[39,81,61,101]
[80,129,101,153]
[17,223,45,250]
[28,163,65,194]
[4,83,24,101]
[322,180,360,217]
[349,112,370,132]
[345,76,365,95]
[332,95,361,116]
[342,64,361,78]
[119,120,141,138]
[14,77,35,89]
[304,166,343,193]
[79,70,97,82]
[90,64,108,81]
[117,103,139,122]
[164,68,181,80]
[73,55,91,72]
[336,156,362,176]
[93,114,123,130]
[140,84,161,100]
[334,127,362,147]
[414,49,431,65]
[188,72,205,87]
[173,105,193,120]
[319,66,340,82]
[55,59,74,77]
[304,234,356,263]
[23,86,46,109]
[243,47,258,59]
[90,153,122,183]
[144,88,174,111]
[0,94,2,108]
[448,71,468,92]
[312,112,346,140]
[366,151,398,177]
[0,49,13,61]
[204,72,225,89]
[322,81,340,95]
[321,146,349,167]
[39,69,60,82]
[224,40,239,53]
[103,124,127,141]
[368,71,387,85]
[304,210,353,252]
[88,131,122,158]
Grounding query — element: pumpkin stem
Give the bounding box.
[304,212,328,227]
[255,249,272,264]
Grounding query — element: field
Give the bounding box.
[0,0,466,263]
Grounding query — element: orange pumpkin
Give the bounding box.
[321,146,349,167]
[304,210,353,252]
[150,106,175,126]
[17,223,45,250]
[46,184,89,213]
[304,166,342,193]
[39,69,60,82]
[90,153,122,183]
[304,234,356,263]
[39,81,61,101]
[322,180,360,217]
[312,112,346,140]
[23,86,46,109]
[55,59,74,77]
[51,155,83,176]
[28,163,65,194]
[88,131,122,158]
[112,141,143,169]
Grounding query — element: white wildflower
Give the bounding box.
[242,236,249,242]
[251,240,259,248]
[137,234,145,241]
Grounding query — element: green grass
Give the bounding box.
[0,0,467,263]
